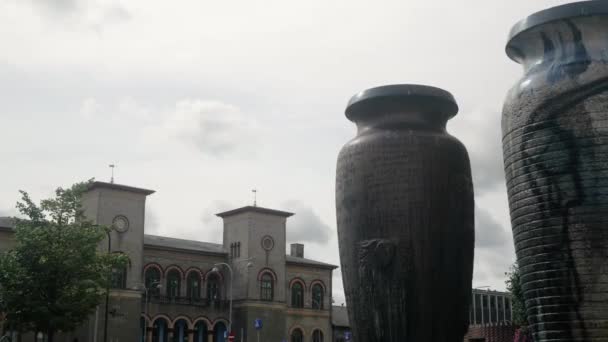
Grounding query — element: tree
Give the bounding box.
[506,262,531,342]
[0,181,126,341]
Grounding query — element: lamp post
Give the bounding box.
[212,260,253,339]
[103,227,112,342]
[211,263,233,337]
[144,281,162,316]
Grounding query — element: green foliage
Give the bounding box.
[506,262,528,327]
[0,180,127,338]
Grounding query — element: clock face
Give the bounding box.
[261,235,274,251]
[112,215,130,233]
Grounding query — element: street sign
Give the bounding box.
[345,331,352,341]
[224,331,228,339]
[254,318,263,330]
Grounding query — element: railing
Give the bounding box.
[144,295,230,309]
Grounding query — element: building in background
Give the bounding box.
[331,305,351,342]
[0,181,338,342]
[327,289,516,342]
[464,289,515,342]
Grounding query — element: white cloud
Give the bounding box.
[80,97,102,119]
[449,108,505,194]
[141,99,258,157]
[283,200,332,245]
[21,0,131,31]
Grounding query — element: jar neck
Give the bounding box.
[507,16,608,74]
[354,111,447,133]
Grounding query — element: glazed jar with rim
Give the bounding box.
[503,1,608,340]
[336,84,474,342]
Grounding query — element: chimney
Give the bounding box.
[290,243,304,258]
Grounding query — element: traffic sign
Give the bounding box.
[228,333,235,342]
[254,318,263,330]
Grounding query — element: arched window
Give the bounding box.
[291,282,304,308]
[207,273,221,302]
[291,328,303,342]
[166,270,181,298]
[111,266,127,289]
[260,273,273,301]
[312,284,324,309]
[194,321,208,342]
[145,267,161,297]
[213,322,227,342]
[312,330,323,342]
[152,318,169,342]
[187,271,201,300]
[173,319,189,342]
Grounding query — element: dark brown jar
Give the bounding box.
[503,1,608,340]
[335,84,474,342]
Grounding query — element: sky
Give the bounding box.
[0,0,576,306]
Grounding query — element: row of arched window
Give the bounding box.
[290,328,324,342]
[142,264,327,307]
[141,315,227,342]
[290,280,325,309]
[144,265,222,301]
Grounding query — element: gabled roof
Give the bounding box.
[286,255,338,269]
[216,206,294,218]
[144,234,226,255]
[87,181,155,196]
[332,305,350,327]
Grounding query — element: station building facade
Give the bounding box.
[0,181,338,342]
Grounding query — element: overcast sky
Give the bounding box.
[0,0,575,305]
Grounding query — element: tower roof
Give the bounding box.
[216,205,294,218]
[86,181,155,196]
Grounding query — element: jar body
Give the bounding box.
[503,14,608,341]
[336,120,474,342]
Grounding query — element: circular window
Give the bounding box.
[112,215,130,233]
[261,235,274,251]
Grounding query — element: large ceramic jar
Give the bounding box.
[335,85,474,342]
[503,1,608,341]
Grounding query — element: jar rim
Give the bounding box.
[506,0,608,62]
[345,84,458,122]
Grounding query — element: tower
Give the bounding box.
[217,206,293,341]
[81,181,155,342]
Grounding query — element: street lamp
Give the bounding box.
[101,226,113,342]
[144,281,162,316]
[212,261,253,338]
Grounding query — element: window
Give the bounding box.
[505,297,512,322]
[207,273,221,301]
[474,293,482,325]
[111,266,127,289]
[490,295,497,323]
[173,319,189,342]
[312,330,323,342]
[260,273,273,301]
[291,329,303,342]
[152,318,169,342]
[230,242,241,258]
[187,272,201,300]
[167,270,181,298]
[312,284,324,309]
[145,267,161,297]
[291,282,304,308]
[194,321,208,342]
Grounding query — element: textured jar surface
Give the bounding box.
[336,123,474,342]
[503,15,608,341]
